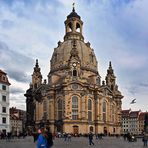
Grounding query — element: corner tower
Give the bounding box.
[32,59,42,89]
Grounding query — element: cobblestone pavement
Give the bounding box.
[0,136,145,148]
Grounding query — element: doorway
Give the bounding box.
[104,127,107,135]
[73,125,79,134]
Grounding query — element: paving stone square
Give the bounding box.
[0,136,145,148]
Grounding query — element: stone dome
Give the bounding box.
[50,39,98,74]
[49,8,99,76]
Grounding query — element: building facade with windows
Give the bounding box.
[9,107,26,135]
[121,109,148,135]
[0,70,11,134]
[129,110,141,135]
[25,7,123,135]
[121,109,131,134]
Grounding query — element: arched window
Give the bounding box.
[90,126,93,132]
[88,99,92,121]
[73,70,77,77]
[90,53,94,63]
[67,22,72,32]
[43,100,47,121]
[112,105,115,122]
[103,101,106,122]
[111,85,114,91]
[72,96,78,108]
[88,99,92,110]
[103,101,106,112]
[76,23,80,32]
[43,100,47,112]
[34,83,37,89]
[72,96,78,120]
[57,99,63,120]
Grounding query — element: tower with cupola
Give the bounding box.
[25,5,123,135]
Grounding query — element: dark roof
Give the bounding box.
[67,8,80,19]
[121,109,131,117]
[129,111,140,118]
[0,69,11,85]
[139,112,148,120]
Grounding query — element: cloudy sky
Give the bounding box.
[0,0,148,111]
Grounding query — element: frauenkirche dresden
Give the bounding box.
[25,6,123,135]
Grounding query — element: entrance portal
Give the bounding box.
[104,127,107,135]
[73,125,79,134]
[89,126,94,132]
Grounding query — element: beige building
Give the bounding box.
[25,7,123,135]
[10,114,22,136]
[9,107,26,135]
[121,110,148,135]
[121,109,131,134]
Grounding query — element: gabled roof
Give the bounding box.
[129,110,141,118]
[0,69,11,85]
[99,85,113,95]
[10,114,19,120]
[121,109,131,117]
[139,112,148,120]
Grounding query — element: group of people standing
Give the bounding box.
[37,127,53,148]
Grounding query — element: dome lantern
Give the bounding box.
[64,4,84,41]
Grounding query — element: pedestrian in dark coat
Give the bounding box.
[88,132,94,145]
[46,128,53,148]
[143,133,148,147]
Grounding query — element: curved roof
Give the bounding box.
[50,39,98,74]
[0,69,11,85]
[67,8,81,19]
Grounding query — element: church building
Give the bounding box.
[25,7,123,135]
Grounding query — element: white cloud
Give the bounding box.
[0,0,148,111]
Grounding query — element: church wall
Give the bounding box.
[35,102,43,122]
[63,123,93,134]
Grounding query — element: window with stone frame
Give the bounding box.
[2,85,6,90]
[88,99,92,121]
[111,104,115,122]
[2,107,6,113]
[2,117,6,124]
[72,96,78,120]
[2,95,6,102]
[43,100,47,112]
[73,69,77,77]
[43,100,47,120]
[103,101,106,122]
[57,99,63,120]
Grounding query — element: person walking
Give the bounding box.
[46,128,53,148]
[143,133,148,147]
[88,132,94,146]
[64,133,67,141]
[37,127,47,148]
[67,133,71,142]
